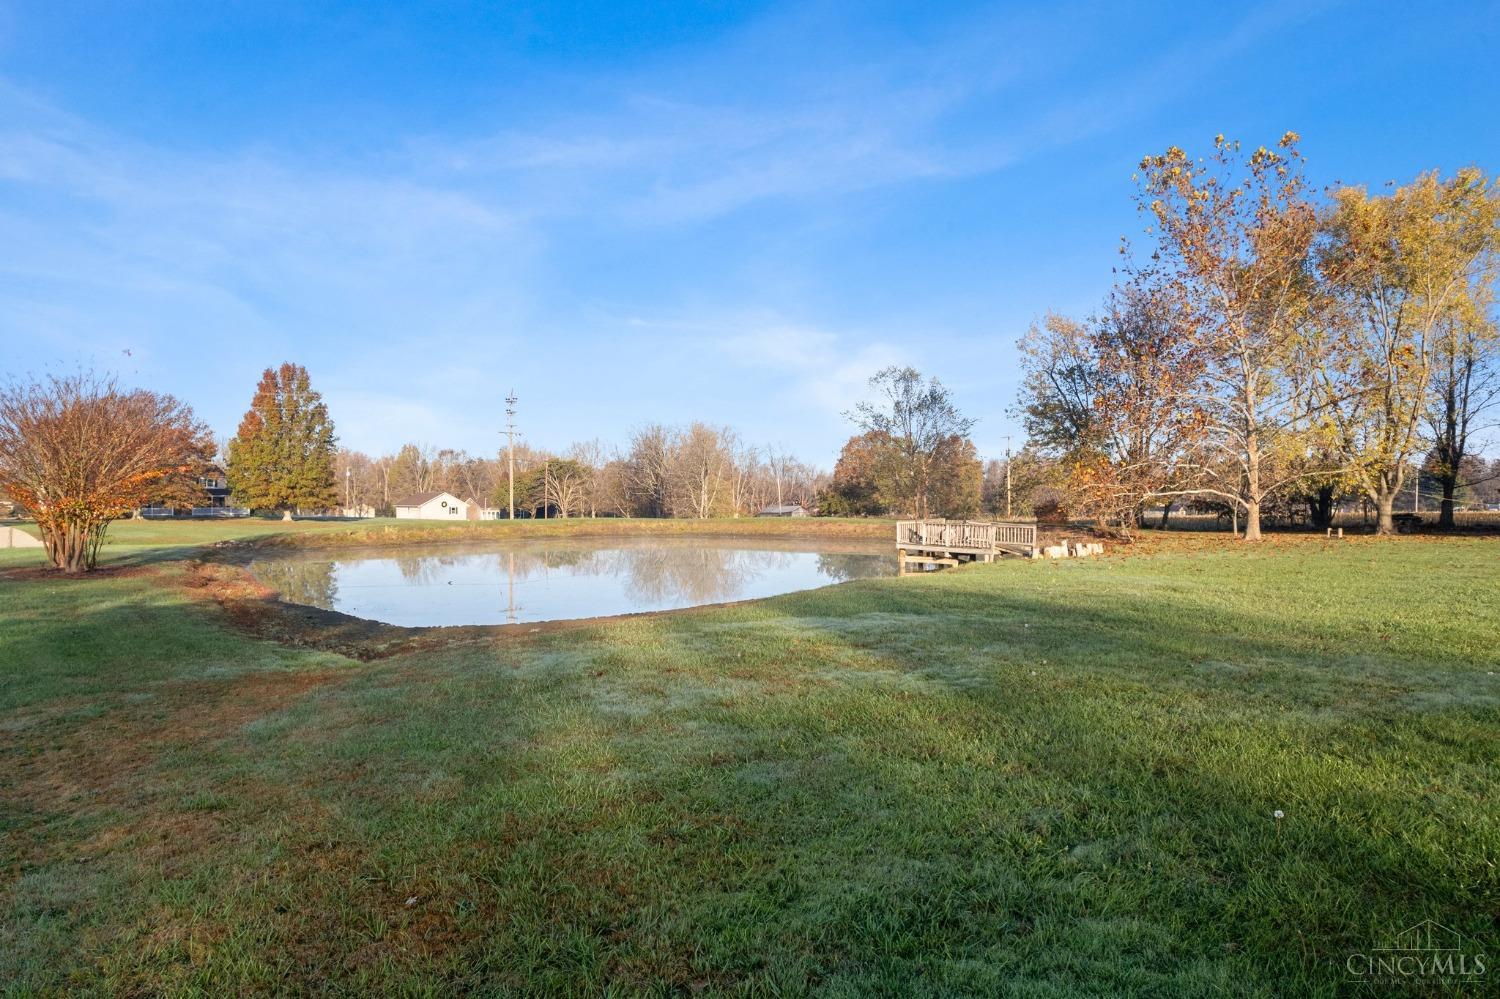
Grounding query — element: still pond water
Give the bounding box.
[251,537,894,627]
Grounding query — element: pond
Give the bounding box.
[250,536,895,627]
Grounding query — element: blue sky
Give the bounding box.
[3,1,1497,465]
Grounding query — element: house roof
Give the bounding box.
[392,491,464,508]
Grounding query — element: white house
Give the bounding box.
[393,491,471,520]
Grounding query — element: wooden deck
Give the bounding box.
[896,519,1038,570]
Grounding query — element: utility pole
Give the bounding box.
[543,458,550,519]
[504,390,518,520]
[1413,461,1420,514]
[1004,435,1013,520]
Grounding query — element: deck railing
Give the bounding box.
[896,519,1037,553]
[992,521,1038,550]
[191,506,251,518]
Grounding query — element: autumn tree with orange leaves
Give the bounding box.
[1016,285,1202,533]
[0,373,211,572]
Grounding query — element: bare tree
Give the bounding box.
[764,446,793,509]
[542,458,591,518]
[626,424,673,517]
[849,366,977,518]
[334,448,383,513]
[374,454,393,508]
[670,423,734,518]
[595,458,634,517]
[567,438,610,517]
[388,443,437,497]
[447,451,495,506]
[727,442,760,517]
[1429,312,1500,526]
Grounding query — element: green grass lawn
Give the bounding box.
[0,515,893,567]
[1,523,1496,995]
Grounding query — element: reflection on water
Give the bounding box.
[251,537,893,627]
[253,558,340,610]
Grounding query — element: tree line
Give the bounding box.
[337,365,996,522]
[336,424,828,520]
[1016,133,1500,537]
[230,366,836,521]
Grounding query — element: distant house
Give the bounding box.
[199,465,231,509]
[140,464,248,518]
[757,503,810,518]
[393,491,470,520]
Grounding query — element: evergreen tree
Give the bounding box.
[227,363,338,519]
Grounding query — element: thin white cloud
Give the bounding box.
[717,317,906,417]
[319,389,451,456]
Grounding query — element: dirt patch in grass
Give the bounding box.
[6,667,338,802]
[0,664,345,873]
[0,562,156,583]
[182,561,450,661]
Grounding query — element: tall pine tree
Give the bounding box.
[227,363,338,519]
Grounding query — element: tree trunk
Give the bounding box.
[1374,491,1396,535]
[64,534,84,573]
[1243,453,1263,541]
[1242,406,1264,541]
[1159,503,1171,529]
[1439,476,1457,530]
[43,521,95,573]
[1242,501,1261,541]
[1308,485,1335,530]
[1371,464,1404,535]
